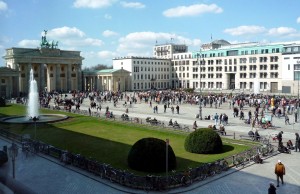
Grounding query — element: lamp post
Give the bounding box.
[32,116,38,140]
[197,53,203,120]
[8,143,18,179]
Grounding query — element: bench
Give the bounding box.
[239,135,255,141]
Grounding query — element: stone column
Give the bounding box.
[39,64,45,92]
[111,76,114,91]
[77,64,82,91]
[83,76,86,91]
[101,76,104,91]
[67,64,72,91]
[56,64,61,91]
[26,63,32,94]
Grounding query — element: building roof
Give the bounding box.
[212,39,231,46]
[97,69,119,73]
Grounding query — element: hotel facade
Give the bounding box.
[113,40,300,96]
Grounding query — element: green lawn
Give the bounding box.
[0,104,252,172]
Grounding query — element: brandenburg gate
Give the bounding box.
[3,31,84,94]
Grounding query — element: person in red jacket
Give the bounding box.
[274,160,285,187]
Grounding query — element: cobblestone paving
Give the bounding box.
[1,94,300,194]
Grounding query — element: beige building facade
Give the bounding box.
[82,68,131,92]
[0,67,19,98]
[3,47,84,94]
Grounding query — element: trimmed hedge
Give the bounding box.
[127,137,176,173]
[184,128,223,154]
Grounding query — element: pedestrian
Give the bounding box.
[193,121,198,130]
[176,105,179,114]
[284,114,290,125]
[295,107,298,122]
[171,106,174,114]
[277,131,283,146]
[295,133,300,152]
[268,182,276,194]
[274,160,285,187]
[214,113,219,126]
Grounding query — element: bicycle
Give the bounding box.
[180,168,192,186]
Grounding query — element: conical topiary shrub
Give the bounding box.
[184,128,223,154]
[127,137,176,173]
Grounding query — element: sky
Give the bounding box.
[1,0,300,68]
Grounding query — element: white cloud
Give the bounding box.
[46,27,85,38]
[120,1,145,9]
[117,31,201,56]
[17,40,40,48]
[0,1,7,11]
[268,27,297,36]
[102,30,119,37]
[297,17,300,23]
[97,50,117,58]
[36,27,104,48]
[163,3,223,17]
[104,14,112,19]
[73,0,117,8]
[224,25,267,36]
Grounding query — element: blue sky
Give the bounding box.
[1,0,300,68]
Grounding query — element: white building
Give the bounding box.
[113,56,171,90]
[112,40,300,95]
[153,43,188,59]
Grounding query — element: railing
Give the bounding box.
[0,128,276,191]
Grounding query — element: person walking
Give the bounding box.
[295,107,298,123]
[176,105,180,114]
[268,182,276,194]
[295,133,300,152]
[277,131,283,146]
[214,113,219,126]
[284,114,290,125]
[274,160,285,187]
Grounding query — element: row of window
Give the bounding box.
[191,81,273,90]
[133,74,169,80]
[133,66,170,72]
[133,82,170,90]
[201,48,281,58]
[132,61,170,65]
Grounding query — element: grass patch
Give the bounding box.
[0,104,250,172]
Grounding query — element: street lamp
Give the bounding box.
[197,53,203,120]
[8,143,18,179]
[32,116,38,140]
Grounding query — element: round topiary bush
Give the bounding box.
[128,137,176,173]
[0,151,8,166]
[184,128,223,154]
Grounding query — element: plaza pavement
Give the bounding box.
[1,94,300,194]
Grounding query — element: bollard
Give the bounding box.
[234,132,235,139]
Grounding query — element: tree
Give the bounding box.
[185,128,223,154]
[128,137,176,173]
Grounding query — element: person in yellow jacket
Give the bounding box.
[274,160,285,187]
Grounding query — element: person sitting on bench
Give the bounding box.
[248,130,255,140]
[254,130,260,141]
[219,124,226,135]
[169,119,173,126]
